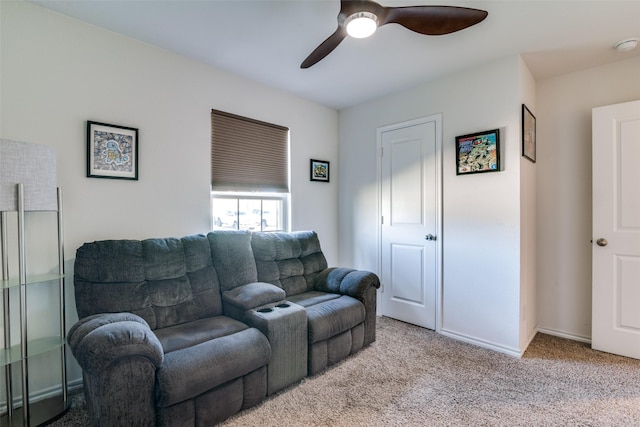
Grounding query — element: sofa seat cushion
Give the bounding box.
[292,292,365,344]
[287,291,340,307]
[157,328,270,407]
[154,316,249,354]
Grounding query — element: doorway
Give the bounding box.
[592,99,640,359]
[378,114,442,330]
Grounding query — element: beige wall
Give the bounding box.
[536,55,640,341]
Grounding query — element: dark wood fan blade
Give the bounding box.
[379,6,488,35]
[301,27,348,68]
[301,0,382,68]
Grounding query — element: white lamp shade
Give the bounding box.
[0,139,57,211]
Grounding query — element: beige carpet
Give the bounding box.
[222,317,640,427]
[53,316,640,426]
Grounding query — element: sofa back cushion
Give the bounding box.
[74,234,223,329]
[251,231,328,296]
[207,230,258,291]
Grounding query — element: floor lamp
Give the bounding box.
[1,139,63,426]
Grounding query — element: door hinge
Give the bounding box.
[380,147,384,157]
[380,283,384,293]
[381,215,384,225]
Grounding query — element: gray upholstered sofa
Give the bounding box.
[68,230,380,426]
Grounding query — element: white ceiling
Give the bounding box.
[31,0,640,110]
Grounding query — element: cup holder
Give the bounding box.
[257,303,291,314]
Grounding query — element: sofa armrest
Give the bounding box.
[69,313,162,426]
[68,313,164,375]
[314,268,381,347]
[222,282,286,320]
[314,267,380,299]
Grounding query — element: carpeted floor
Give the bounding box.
[51,316,640,426]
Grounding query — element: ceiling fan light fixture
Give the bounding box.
[345,11,378,38]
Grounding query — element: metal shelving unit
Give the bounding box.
[1,184,68,427]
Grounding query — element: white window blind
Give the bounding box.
[211,109,289,192]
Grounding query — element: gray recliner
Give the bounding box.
[250,231,379,374]
[69,235,271,426]
[68,230,380,426]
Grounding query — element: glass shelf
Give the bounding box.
[1,184,67,426]
[0,336,65,367]
[0,274,64,290]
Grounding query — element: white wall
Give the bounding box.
[4,0,636,400]
[339,55,531,356]
[1,0,339,389]
[519,57,537,350]
[1,2,339,258]
[536,55,640,341]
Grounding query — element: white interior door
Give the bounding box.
[592,99,640,359]
[379,115,441,330]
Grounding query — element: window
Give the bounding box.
[211,192,286,232]
[210,110,289,232]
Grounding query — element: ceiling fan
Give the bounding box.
[301,0,488,69]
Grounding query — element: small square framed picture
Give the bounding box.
[310,159,330,182]
[87,121,138,180]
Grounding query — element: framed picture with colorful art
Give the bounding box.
[455,129,500,175]
[310,159,330,182]
[87,121,138,180]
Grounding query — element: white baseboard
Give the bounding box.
[536,327,591,344]
[439,328,522,358]
[440,327,586,358]
[68,377,84,391]
[0,378,84,411]
[522,326,538,355]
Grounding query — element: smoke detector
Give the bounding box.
[614,38,639,52]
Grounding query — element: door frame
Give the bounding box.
[376,113,443,331]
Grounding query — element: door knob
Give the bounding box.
[425,234,437,241]
[596,238,608,247]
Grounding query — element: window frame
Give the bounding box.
[210,109,291,232]
[211,191,289,232]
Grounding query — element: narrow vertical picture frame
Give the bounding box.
[522,104,536,163]
[87,121,139,180]
[310,159,330,182]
